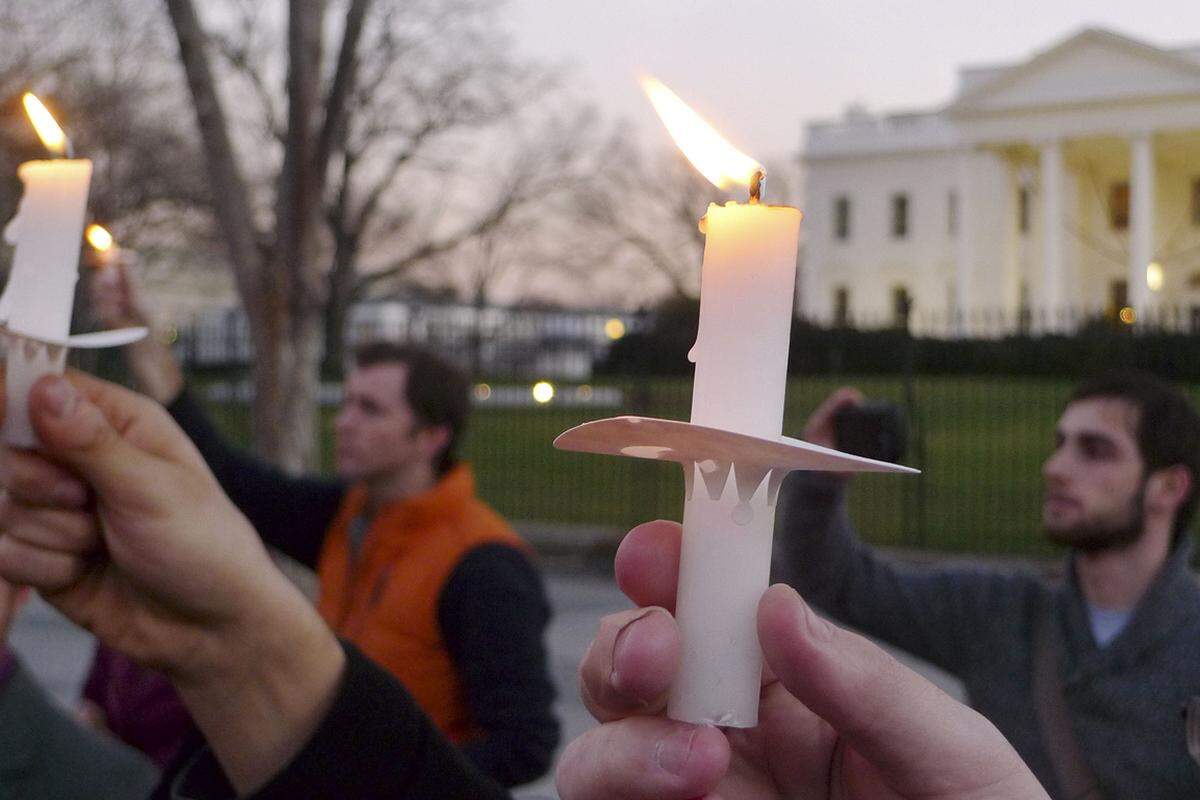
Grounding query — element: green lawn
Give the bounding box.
[197,375,1197,558]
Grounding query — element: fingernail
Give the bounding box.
[41,378,79,419]
[610,607,659,694]
[654,726,697,775]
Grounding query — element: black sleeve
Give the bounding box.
[167,389,346,568]
[163,643,511,800]
[437,544,559,787]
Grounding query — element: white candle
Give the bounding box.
[669,200,801,727]
[636,77,805,726]
[689,202,801,436]
[0,158,93,446]
[0,160,94,341]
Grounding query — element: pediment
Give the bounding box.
[952,29,1200,114]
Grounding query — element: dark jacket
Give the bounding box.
[0,656,159,800]
[159,643,511,800]
[775,471,1200,799]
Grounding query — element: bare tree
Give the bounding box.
[571,142,724,300]
[163,0,335,470]
[161,0,608,466]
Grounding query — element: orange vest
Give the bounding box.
[316,464,528,743]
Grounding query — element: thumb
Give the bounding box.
[756,584,1019,790]
[27,374,160,497]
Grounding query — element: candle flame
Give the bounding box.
[640,76,762,191]
[22,93,67,155]
[86,224,115,252]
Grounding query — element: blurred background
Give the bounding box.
[4,2,1200,794]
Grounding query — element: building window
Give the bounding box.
[1018,281,1032,333]
[948,190,958,236]
[1109,182,1130,230]
[891,193,909,239]
[892,285,912,329]
[834,196,851,241]
[1018,186,1031,234]
[1109,279,1129,318]
[834,286,850,327]
[1192,178,1200,226]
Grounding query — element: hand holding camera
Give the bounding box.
[803,388,907,464]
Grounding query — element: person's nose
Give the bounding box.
[1043,446,1070,485]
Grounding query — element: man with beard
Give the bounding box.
[774,370,1200,800]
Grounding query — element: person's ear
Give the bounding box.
[1146,465,1192,516]
[417,424,452,466]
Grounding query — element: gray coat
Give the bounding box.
[0,658,159,800]
[774,472,1200,800]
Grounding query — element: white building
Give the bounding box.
[800,28,1200,333]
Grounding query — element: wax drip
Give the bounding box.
[731,463,769,526]
[681,460,695,501]
[698,459,731,501]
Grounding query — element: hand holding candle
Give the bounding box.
[1,95,147,447]
[556,78,916,728]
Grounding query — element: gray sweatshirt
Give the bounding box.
[774,472,1200,800]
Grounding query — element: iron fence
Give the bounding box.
[89,303,1200,558]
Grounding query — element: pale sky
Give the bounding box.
[508,0,1200,164]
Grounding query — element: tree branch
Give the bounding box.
[162,0,262,300]
[314,0,370,196]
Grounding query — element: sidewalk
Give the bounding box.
[8,560,967,799]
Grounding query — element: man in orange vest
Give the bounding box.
[82,268,559,787]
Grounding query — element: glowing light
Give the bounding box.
[22,93,67,155]
[473,383,492,401]
[532,381,555,404]
[1119,306,1136,325]
[640,76,762,191]
[1146,262,1164,292]
[604,318,626,340]
[86,224,114,252]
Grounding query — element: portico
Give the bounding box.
[802,28,1200,335]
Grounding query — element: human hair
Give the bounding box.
[1069,369,1200,544]
[352,342,471,477]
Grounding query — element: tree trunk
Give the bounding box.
[249,306,322,473]
[165,0,328,470]
[162,0,262,303]
[322,229,360,378]
[258,0,326,469]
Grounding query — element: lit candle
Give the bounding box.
[1,99,148,447]
[557,80,914,729]
[86,223,118,269]
[643,77,800,727]
[0,95,93,446]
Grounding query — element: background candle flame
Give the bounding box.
[86,224,114,252]
[640,76,762,191]
[21,93,67,155]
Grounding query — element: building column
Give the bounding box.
[1039,139,1064,328]
[1128,132,1155,317]
[954,149,973,335]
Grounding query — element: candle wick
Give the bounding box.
[749,170,765,205]
[64,138,75,159]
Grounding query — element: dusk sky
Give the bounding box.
[508,1,1200,165]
